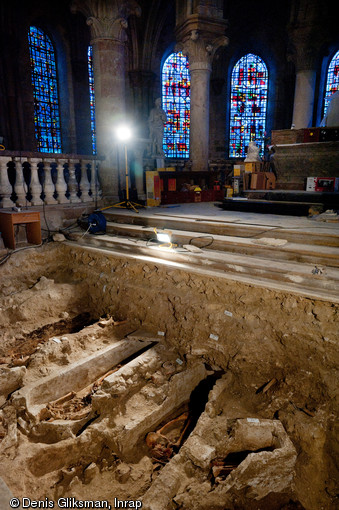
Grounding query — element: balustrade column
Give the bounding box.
[55,159,69,204]
[43,159,58,204]
[0,156,14,208]
[80,160,91,202]
[68,160,81,203]
[13,157,27,206]
[90,161,102,203]
[28,158,43,205]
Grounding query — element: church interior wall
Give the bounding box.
[1,0,338,158]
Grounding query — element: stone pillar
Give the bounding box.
[288,0,325,129]
[129,70,155,137]
[175,1,228,171]
[131,140,148,201]
[292,69,317,129]
[178,33,228,171]
[71,0,141,201]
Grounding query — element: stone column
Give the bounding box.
[71,0,141,201]
[175,1,228,172]
[292,69,317,129]
[288,0,325,129]
[178,33,228,172]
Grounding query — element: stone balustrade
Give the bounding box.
[0,152,102,208]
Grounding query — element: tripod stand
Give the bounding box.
[107,144,144,214]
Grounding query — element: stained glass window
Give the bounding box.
[28,26,62,153]
[229,54,268,158]
[162,52,190,158]
[88,45,96,154]
[323,50,339,117]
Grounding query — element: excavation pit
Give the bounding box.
[0,243,338,510]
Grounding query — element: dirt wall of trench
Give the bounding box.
[1,242,338,509]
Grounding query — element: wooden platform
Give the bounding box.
[221,190,339,216]
[72,202,339,303]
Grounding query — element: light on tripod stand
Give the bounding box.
[102,124,144,213]
[115,125,132,142]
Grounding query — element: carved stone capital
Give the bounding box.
[287,32,319,71]
[86,16,127,43]
[71,0,141,43]
[287,0,326,71]
[176,31,228,71]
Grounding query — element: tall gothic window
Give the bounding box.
[162,52,190,158]
[28,26,62,153]
[229,53,268,158]
[323,50,339,117]
[88,45,96,154]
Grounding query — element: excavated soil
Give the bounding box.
[0,242,338,510]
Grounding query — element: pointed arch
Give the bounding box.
[323,49,339,117]
[229,53,268,158]
[162,52,190,158]
[28,26,62,153]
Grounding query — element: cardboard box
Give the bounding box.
[234,164,245,176]
[314,177,336,192]
[168,178,176,191]
[250,172,276,190]
[250,173,258,190]
[244,162,261,173]
[146,171,161,206]
[265,172,276,190]
[306,177,316,192]
[243,173,251,190]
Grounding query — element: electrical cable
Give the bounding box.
[0,242,45,266]
[188,235,214,248]
[146,237,159,246]
[42,200,51,239]
[81,223,93,238]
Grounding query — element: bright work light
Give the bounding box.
[156,231,171,243]
[115,125,132,141]
[153,228,174,248]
